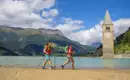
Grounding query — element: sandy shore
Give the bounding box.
[0,67,130,80]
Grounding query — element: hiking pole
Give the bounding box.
[53,55,56,68]
[36,57,44,68]
[50,55,56,69]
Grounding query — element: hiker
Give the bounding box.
[61,45,75,69]
[42,42,54,69]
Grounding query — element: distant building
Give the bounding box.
[102,10,114,58]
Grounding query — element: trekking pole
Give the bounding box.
[54,55,56,68]
[51,55,55,69]
[36,56,44,68]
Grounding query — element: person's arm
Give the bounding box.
[43,46,47,53]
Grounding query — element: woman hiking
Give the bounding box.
[42,42,54,69]
[61,44,75,70]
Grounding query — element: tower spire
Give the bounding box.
[103,10,113,24]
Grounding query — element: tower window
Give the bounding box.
[106,26,110,32]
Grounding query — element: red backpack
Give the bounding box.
[44,45,51,55]
[68,45,73,53]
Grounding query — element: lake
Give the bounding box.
[0,56,130,69]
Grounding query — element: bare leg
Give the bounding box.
[48,59,53,67]
[71,58,75,69]
[43,59,47,67]
[61,58,70,69]
[63,59,70,66]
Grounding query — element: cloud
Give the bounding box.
[24,0,55,10]
[63,18,84,25]
[0,0,130,45]
[0,0,56,29]
[55,18,130,45]
[55,18,85,36]
[50,9,59,17]
[114,19,130,37]
[42,9,59,17]
[42,11,49,17]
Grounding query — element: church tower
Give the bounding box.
[102,10,114,58]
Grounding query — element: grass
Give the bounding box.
[115,43,130,54]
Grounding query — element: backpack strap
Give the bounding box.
[64,46,68,53]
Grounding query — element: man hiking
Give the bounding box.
[42,42,54,69]
[61,44,75,70]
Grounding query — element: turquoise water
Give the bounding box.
[0,56,130,69]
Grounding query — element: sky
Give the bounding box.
[0,0,130,45]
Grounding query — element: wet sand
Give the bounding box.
[0,67,130,80]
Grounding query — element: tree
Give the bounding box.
[122,31,130,44]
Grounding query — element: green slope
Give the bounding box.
[115,27,130,54]
[0,26,96,56]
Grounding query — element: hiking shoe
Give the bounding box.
[42,66,46,69]
[61,65,64,69]
[51,66,55,69]
[48,67,52,69]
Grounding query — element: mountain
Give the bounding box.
[94,44,102,56]
[38,28,64,36]
[0,46,18,56]
[0,25,96,56]
[115,27,130,54]
[83,45,96,53]
[91,42,101,48]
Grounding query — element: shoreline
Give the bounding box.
[0,65,130,70]
[0,67,130,80]
[0,56,130,58]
